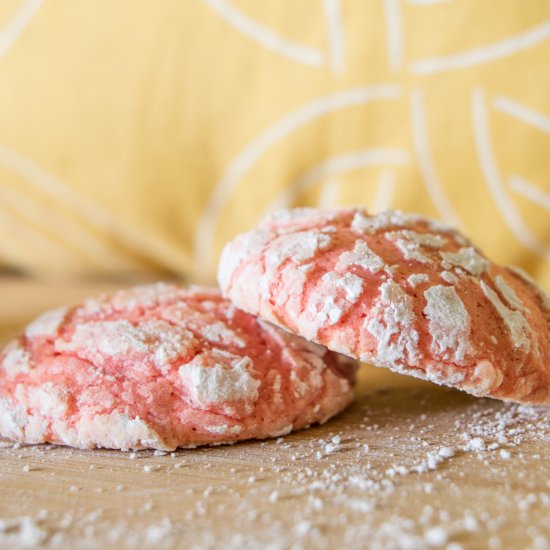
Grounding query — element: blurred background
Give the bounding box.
[0,0,548,290]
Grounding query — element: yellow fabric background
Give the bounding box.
[0,0,548,290]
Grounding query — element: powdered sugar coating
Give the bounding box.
[386,231,446,264]
[506,265,550,312]
[423,285,473,363]
[364,280,420,367]
[179,353,260,415]
[440,247,489,276]
[336,240,384,272]
[493,275,530,315]
[219,207,550,405]
[440,271,459,284]
[407,273,430,288]
[0,284,357,450]
[25,307,67,338]
[2,343,31,376]
[300,272,364,340]
[480,282,531,355]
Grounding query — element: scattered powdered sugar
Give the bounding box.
[424,526,449,547]
[1,388,548,550]
[408,447,457,474]
[364,280,420,366]
[0,516,47,548]
[423,285,473,363]
[465,437,486,452]
[440,247,489,276]
[144,518,173,544]
[480,281,531,354]
[335,240,384,273]
[437,447,455,458]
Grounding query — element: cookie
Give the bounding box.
[0,284,357,450]
[219,208,550,404]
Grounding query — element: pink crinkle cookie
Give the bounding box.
[0,284,357,450]
[219,208,550,405]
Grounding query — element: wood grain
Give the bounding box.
[0,276,548,550]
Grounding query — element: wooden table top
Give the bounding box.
[0,276,548,550]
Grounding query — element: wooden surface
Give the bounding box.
[0,276,549,550]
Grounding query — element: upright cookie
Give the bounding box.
[219,208,550,404]
[0,284,357,450]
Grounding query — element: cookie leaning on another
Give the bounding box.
[219,208,550,405]
[0,284,357,450]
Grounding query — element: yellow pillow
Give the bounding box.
[0,0,548,291]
